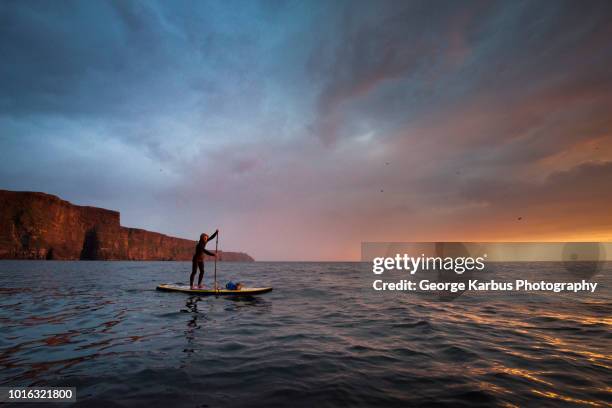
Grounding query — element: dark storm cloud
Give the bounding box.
[308,0,612,147]
[2,2,125,115]
[461,161,612,207]
[309,1,487,144]
[2,1,267,122]
[453,161,612,240]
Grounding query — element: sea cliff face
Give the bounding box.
[0,190,254,261]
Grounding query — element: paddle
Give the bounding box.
[214,229,219,293]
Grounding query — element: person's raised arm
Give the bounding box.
[208,229,218,241]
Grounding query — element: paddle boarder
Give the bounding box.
[190,229,218,289]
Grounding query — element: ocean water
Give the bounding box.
[0,261,610,407]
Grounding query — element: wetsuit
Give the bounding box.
[190,230,218,287]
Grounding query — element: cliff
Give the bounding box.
[0,190,254,261]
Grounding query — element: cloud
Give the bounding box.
[1,0,612,260]
[452,161,612,240]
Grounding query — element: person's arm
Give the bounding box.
[208,229,218,241]
[204,249,216,257]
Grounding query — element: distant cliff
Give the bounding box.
[0,190,254,261]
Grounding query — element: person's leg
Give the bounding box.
[190,259,197,288]
[197,261,205,287]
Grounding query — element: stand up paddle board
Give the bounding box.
[156,283,272,296]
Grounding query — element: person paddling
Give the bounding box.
[190,229,218,289]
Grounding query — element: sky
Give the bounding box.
[1,0,612,261]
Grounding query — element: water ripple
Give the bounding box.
[0,260,610,407]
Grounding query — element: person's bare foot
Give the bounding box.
[198,284,206,289]
[190,286,196,290]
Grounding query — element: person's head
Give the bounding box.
[199,233,209,243]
